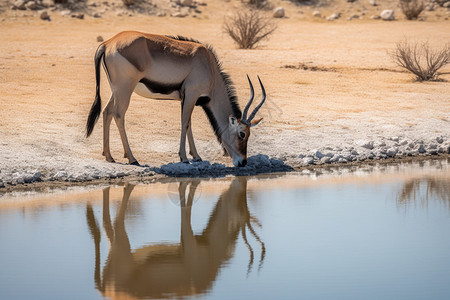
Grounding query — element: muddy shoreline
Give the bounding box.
[1,154,448,195]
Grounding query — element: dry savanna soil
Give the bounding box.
[0,0,449,187]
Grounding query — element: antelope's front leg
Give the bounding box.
[187,118,202,162]
[179,95,196,163]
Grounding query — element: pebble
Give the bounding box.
[417,144,426,153]
[312,150,324,159]
[273,7,285,18]
[327,13,341,21]
[321,156,331,164]
[303,157,314,165]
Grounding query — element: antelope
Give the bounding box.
[85,178,265,299]
[85,31,266,167]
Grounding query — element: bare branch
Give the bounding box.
[390,39,450,81]
[223,9,277,49]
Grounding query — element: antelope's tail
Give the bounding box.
[86,43,106,137]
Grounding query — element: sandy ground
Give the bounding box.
[0,1,449,188]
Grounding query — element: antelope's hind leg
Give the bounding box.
[102,95,115,163]
[113,88,139,166]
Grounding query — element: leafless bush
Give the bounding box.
[399,0,424,20]
[390,39,450,81]
[223,9,277,49]
[122,0,137,6]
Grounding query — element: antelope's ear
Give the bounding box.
[250,118,263,127]
[229,115,238,127]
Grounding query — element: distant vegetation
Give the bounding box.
[390,39,450,81]
[399,0,425,20]
[223,9,277,49]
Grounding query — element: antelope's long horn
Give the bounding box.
[242,74,254,122]
[247,75,266,122]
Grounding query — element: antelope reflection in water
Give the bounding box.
[86,177,265,299]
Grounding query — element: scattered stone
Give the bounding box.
[386,147,398,157]
[171,12,187,17]
[391,136,399,142]
[180,0,193,6]
[313,11,321,17]
[348,14,360,20]
[347,0,357,2]
[40,10,50,21]
[371,15,381,19]
[303,156,314,165]
[71,13,84,19]
[321,156,331,164]
[380,10,395,21]
[12,0,26,10]
[93,12,101,18]
[97,35,104,42]
[399,139,408,146]
[330,154,342,163]
[312,149,324,159]
[370,0,377,6]
[327,13,341,21]
[444,2,450,8]
[436,136,444,144]
[156,11,167,17]
[273,7,285,18]
[61,10,71,16]
[25,1,38,10]
[417,144,426,153]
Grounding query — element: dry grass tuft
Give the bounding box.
[399,0,425,20]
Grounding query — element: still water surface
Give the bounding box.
[0,160,449,300]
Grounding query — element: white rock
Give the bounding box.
[327,13,341,21]
[61,10,71,16]
[386,147,398,157]
[313,11,321,17]
[370,0,377,6]
[303,157,314,165]
[41,0,54,7]
[273,7,285,18]
[25,1,38,10]
[171,12,187,17]
[321,156,331,164]
[380,10,395,21]
[12,0,26,10]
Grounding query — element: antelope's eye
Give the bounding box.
[239,131,246,140]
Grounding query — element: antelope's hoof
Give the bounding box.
[182,160,190,164]
[130,160,140,166]
[192,157,202,162]
[106,158,115,163]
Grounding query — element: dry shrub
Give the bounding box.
[390,39,450,81]
[223,9,277,49]
[122,0,137,6]
[399,0,425,20]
